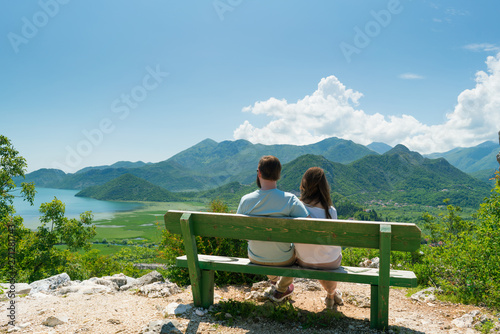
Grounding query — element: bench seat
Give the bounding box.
[176,254,417,287]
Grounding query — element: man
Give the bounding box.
[236,155,309,302]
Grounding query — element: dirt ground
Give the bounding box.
[2,278,498,334]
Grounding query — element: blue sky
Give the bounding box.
[1,0,499,173]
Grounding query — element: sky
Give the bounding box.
[1,0,500,173]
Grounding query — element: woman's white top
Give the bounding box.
[294,205,342,264]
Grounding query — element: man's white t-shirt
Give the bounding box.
[294,205,342,264]
[236,188,309,264]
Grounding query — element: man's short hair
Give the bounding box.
[258,155,281,181]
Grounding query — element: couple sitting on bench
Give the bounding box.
[236,155,343,308]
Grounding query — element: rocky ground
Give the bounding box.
[1,271,499,334]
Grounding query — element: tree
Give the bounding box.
[0,135,35,280]
[0,136,97,282]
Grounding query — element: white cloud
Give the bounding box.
[399,73,424,80]
[233,53,500,154]
[463,43,500,53]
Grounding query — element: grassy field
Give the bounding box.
[92,201,206,245]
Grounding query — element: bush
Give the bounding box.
[414,174,500,309]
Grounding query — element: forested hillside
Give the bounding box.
[75,173,180,202]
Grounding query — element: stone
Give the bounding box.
[195,309,207,316]
[42,315,68,327]
[411,287,440,303]
[100,273,129,287]
[358,257,380,268]
[165,302,192,316]
[137,281,181,298]
[142,319,182,334]
[87,277,120,291]
[121,271,163,291]
[30,273,71,294]
[57,281,113,295]
[0,283,32,296]
[452,313,475,328]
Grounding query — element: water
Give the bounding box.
[12,188,143,230]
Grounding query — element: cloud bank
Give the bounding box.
[234,53,500,154]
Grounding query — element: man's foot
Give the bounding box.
[269,284,294,302]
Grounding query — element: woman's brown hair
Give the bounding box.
[300,167,333,219]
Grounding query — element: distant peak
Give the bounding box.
[385,144,411,155]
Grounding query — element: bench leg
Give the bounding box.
[370,284,389,330]
[200,270,215,308]
[370,284,379,329]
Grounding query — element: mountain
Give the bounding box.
[278,145,491,207]
[20,137,378,192]
[76,161,149,174]
[167,137,378,186]
[426,141,499,183]
[367,142,392,154]
[13,168,67,188]
[75,173,180,202]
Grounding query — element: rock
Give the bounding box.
[58,281,113,295]
[411,287,440,303]
[142,319,182,334]
[100,273,129,287]
[7,326,20,333]
[195,309,207,316]
[0,283,32,296]
[164,302,192,316]
[87,277,120,291]
[30,273,71,294]
[133,263,167,270]
[42,315,68,327]
[137,281,181,298]
[452,313,475,328]
[344,292,371,308]
[452,310,483,329]
[121,271,163,291]
[359,257,380,268]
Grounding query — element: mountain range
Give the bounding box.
[15,137,498,208]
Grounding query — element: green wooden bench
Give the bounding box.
[164,210,421,330]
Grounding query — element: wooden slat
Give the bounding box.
[164,210,421,252]
[176,255,418,287]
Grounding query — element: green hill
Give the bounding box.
[75,173,180,202]
[13,168,67,188]
[426,141,499,184]
[278,145,491,208]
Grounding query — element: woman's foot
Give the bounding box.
[324,290,343,309]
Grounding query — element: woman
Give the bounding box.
[294,167,343,308]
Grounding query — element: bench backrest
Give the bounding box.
[164,210,421,252]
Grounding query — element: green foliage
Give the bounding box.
[11,198,97,282]
[209,198,230,213]
[76,173,180,202]
[415,175,500,309]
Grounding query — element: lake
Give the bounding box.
[12,188,143,230]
